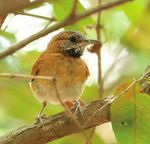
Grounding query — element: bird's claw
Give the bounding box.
[35,114,47,127]
[72,101,83,117]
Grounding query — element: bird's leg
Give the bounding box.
[39,101,47,117]
[36,101,47,126]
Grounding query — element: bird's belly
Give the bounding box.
[30,81,85,104]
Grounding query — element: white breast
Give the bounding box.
[29,81,85,105]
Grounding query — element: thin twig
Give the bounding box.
[96,0,103,98]
[70,0,78,16]
[85,127,96,144]
[0,0,131,59]
[74,0,131,20]
[52,78,87,138]
[0,73,53,80]
[14,11,56,21]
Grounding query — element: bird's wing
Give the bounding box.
[31,53,47,81]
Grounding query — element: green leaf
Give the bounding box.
[51,0,94,32]
[111,81,150,144]
[0,30,16,43]
[115,0,148,22]
[48,131,105,144]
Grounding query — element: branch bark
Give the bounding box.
[0,0,131,60]
[0,98,110,144]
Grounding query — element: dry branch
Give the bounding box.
[14,11,56,21]
[0,98,110,144]
[0,0,46,16]
[0,73,53,80]
[96,0,103,98]
[0,0,131,59]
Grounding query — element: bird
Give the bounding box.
[30,30,100,121]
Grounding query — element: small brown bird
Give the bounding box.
[30,30,100,119]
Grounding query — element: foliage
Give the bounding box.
[0,0,150,143]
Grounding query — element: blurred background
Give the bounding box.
[0,0,150,143]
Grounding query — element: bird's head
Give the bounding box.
[47,30,100,57]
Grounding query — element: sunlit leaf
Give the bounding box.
[48,130,105,144]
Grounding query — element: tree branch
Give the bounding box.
[0,98,110,144]
[96,0,103,98]
[0,0,46,16]
[0,0,131,60]
[0,73,54,80]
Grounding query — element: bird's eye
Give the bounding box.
[69,36,77,43]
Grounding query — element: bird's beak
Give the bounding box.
[79,39,101,47]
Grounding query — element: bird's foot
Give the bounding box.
[72,100,84,117]
[64,100,84,117]
[35,114,47,127]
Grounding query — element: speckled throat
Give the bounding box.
[62,46,83,57]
